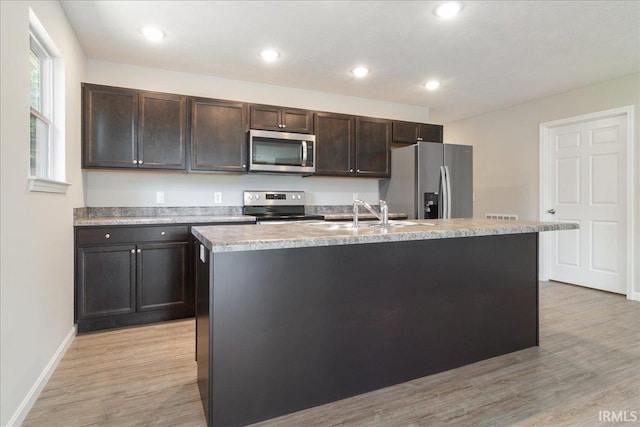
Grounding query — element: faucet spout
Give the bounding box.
[352,199,389,227]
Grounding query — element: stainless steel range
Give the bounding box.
[243,191,324,223]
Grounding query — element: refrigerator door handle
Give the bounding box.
[440,166,448,219]
[445,165,452,219]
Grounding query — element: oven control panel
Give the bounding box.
[244,191,306,206]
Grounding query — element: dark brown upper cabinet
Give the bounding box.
[250,104,314,134]
[138,91,187,169]
[82,84,187,170]
[83,84,138,168]
[392,121,443,144]
[314,112,355,176]
[354,117,391,178]
[190,97,248,172]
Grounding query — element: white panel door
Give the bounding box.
[546,115,627,294]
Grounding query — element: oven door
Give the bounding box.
[249,129,315,174]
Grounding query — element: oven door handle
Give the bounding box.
[301,141,308,167]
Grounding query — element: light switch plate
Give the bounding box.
[156,191,165,204]
[214,192,222,204]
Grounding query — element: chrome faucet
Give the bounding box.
[353,199,389,228]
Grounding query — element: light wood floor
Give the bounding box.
[24,281,639,426]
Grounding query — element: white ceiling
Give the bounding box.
[61,0,640,123]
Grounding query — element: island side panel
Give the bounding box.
[209,233,538,427]
[195,243,213,425]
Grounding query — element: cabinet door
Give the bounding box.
[392,121,419,144]
[251,105,314,133]
[191,98,248,172]
[282,108,314,133]
[355,117,391,178]
[314,112,354,176]
[76,245,136,319]
[250,104,282,131]
[139,92,187,169]
[83,84,138,168]
[418,123,443,143]
[137,242,190,312]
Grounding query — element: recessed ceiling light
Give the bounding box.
[352,67,369,78]
[260,49,280,62]
[140,26,165,42]
[424,80,441,90]
[435,2,463,18]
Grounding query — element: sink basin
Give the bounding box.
[307,220,430,230]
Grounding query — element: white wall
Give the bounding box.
[0,1,86,425]
[443,72,640,296]
[84,60,431,207]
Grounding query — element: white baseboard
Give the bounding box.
[630,291,640,302]
[5,325,76,427]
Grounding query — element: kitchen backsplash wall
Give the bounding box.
[84,170,380,207]
[84,59,431,207]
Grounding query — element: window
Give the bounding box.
[30,31,53,178]
[28,9,70,193]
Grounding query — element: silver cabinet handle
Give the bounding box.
[356,169,360,173]
[161,231,166,236]
[130,249,135,254]
[349,168,354,173]
[133,160,137,164]
[138,160,143,164]
[137,249,141,254]
[242,164,246,168]
[547,209,556,214]
[105,233,111,239]
[282,124,286,128]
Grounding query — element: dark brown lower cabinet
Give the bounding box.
[77,244,136,319]
[75,226,193,333]
[137,241,189,312]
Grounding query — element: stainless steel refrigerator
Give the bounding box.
[380,142,473,219]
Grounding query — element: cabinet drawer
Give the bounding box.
[76,225,189,246]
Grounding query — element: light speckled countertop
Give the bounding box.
[73,206,256,226]
[74,215,256,227]
[72,206,407,226]
[193,218,578,253]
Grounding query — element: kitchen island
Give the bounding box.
[192,219,577,427]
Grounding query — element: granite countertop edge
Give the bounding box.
[74,215,257,226]
[192,220,579,253]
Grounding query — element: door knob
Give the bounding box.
[547,209,556,214]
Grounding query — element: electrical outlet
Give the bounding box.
[214,192,222,204]
[156,191,165,204]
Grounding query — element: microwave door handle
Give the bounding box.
[301,141,307,167]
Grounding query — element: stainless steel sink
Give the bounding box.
[307,220,430,230]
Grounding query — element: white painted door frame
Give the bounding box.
[539,106,636,300]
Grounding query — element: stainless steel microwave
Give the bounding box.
[248,129,316,174]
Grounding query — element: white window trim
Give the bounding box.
[28,8,70,194]
[29,176,71,194]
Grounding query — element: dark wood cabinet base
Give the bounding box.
[77,309,193,333]
[196,233,539,427]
